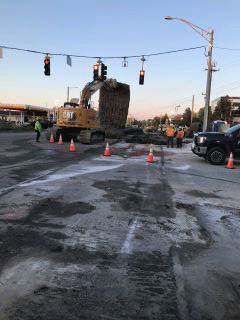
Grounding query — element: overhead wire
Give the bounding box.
[0,44,206,59]
[214,46,240,51]
[2,43,240,112]
[1,44,240,58]
[168,44,240,110]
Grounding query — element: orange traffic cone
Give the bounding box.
[227,152,234,169]
[58,134,63,144]
[147,145,154,163]
[50,131,54,143]
[69,138,76,152]
[104,142,111,156]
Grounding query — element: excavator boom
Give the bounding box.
[80,80,105,108]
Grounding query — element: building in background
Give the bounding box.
[0,104,52,125]
[212,96,240,124]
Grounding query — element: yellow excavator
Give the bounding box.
[47,78,130,144]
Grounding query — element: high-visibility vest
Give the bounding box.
[35,120,42,132]
[176,130,184,138]
[166,127,175,137]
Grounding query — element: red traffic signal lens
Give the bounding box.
[93,64,99,71]
[44,57,50,76]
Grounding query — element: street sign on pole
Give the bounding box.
[67,55,72,66]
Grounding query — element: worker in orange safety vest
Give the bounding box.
[176,128,185,148]
[166,126,175,148]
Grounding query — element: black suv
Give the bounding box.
[192,124,240,165]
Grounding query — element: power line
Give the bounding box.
[213,83,240,96]
[0,44,206,59]
[214,46,240,51]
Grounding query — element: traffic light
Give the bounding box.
[93,64,99,81]
[101,63,107,81]
[44,56,50,76]
[139,70,145,85]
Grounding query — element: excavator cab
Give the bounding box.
[63,102,79,108]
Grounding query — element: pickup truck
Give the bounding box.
[192,124,240,165]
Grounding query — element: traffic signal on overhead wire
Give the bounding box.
[101,63,107,81]
[93,64,99,81]
[44,56,50,76]
[139,70,145,85]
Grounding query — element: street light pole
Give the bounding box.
[67,86,79,103]
[67,86,70,103]
[203,29,213,132]
[164,16,214,132]
[191,95,195,124]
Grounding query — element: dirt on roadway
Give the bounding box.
[1,131,240,319]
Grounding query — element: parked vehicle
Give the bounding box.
[192,124,240,165]
[211,120,229,132]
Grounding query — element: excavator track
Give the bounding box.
[78,129,105,144]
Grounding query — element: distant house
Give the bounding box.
[211,96,240,124]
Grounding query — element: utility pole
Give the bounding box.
[191,95,194,123]
[164,16,214,132]
[203,30,213,132]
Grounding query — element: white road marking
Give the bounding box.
[172,165,191,171]
[121,218,139,254]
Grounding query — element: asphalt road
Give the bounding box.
[0,131,240,320]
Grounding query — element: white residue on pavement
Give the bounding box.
[121,218,139,254]
[19,161,124,187]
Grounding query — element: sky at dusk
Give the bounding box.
[1,0,240,119]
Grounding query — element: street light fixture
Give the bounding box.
[164,16,214,132]
[67,86,79,103]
